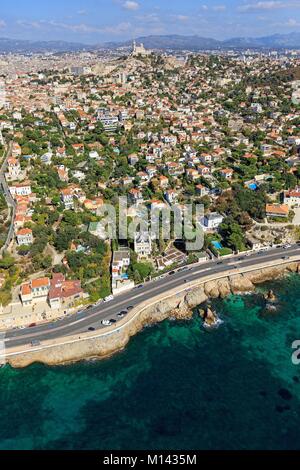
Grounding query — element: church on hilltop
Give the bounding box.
[131,40,151,57]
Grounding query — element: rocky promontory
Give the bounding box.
[199,307,221,328]
[264,290,277,302]
[7,261,300,369]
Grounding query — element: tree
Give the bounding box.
[219,218,246,252]
[63,211,81,226]
[0,254,15,269]
[55,226,78,252]
[128,260,154,283]
[32,254,52,271]
[17,245,31,256]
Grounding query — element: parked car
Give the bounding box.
[178,266,189,273]
[110,319,117,324]
[88,327,95,332]
[127,306,134,311]
[31,340,40,347]
[29,323,37,328]
[102,320,112,326]
[118,311,128,318]
[104,295,114,303]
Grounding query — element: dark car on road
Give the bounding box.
[110,319,117,324]
[118,311,128,318]
[127,306,134,311]
[88,327,95,332]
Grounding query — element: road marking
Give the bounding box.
[5,255,300,356]
[4,248,300,343]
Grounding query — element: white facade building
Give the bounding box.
[201,212,224,231]
[9,183,32,197]
[134,232,152,259]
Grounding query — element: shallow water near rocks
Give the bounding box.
[1,274,300,449]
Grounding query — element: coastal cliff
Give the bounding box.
[7,261,300,368]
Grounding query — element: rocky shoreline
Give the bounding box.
[6,261,300,369]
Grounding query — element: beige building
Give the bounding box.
[20,277,50,306]
[132,41,151,57]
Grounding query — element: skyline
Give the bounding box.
[0,1,299,44]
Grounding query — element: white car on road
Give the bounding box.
[104,295,114,303]
[102,320,112,326]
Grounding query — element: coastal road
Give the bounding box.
[4,244,300,349]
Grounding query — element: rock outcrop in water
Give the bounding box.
[264,290,277,302]
[7,261,300,368]
[199,307,220,328]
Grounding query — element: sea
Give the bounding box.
[1,274,300,450]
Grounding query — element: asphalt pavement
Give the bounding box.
[4,243,300,349]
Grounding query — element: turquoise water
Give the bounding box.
[212,240,222,249]
[1,275,300,449]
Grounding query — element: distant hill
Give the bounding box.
[104,35,221,51]
[1,32,300,54]
[0,37,93,53]
[223,33,300,49]
[105,33,300,51]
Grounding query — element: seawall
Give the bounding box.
[5,260,300,368]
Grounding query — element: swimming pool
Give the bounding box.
[212,240,222,250]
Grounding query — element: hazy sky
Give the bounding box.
[1,0,300,43]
